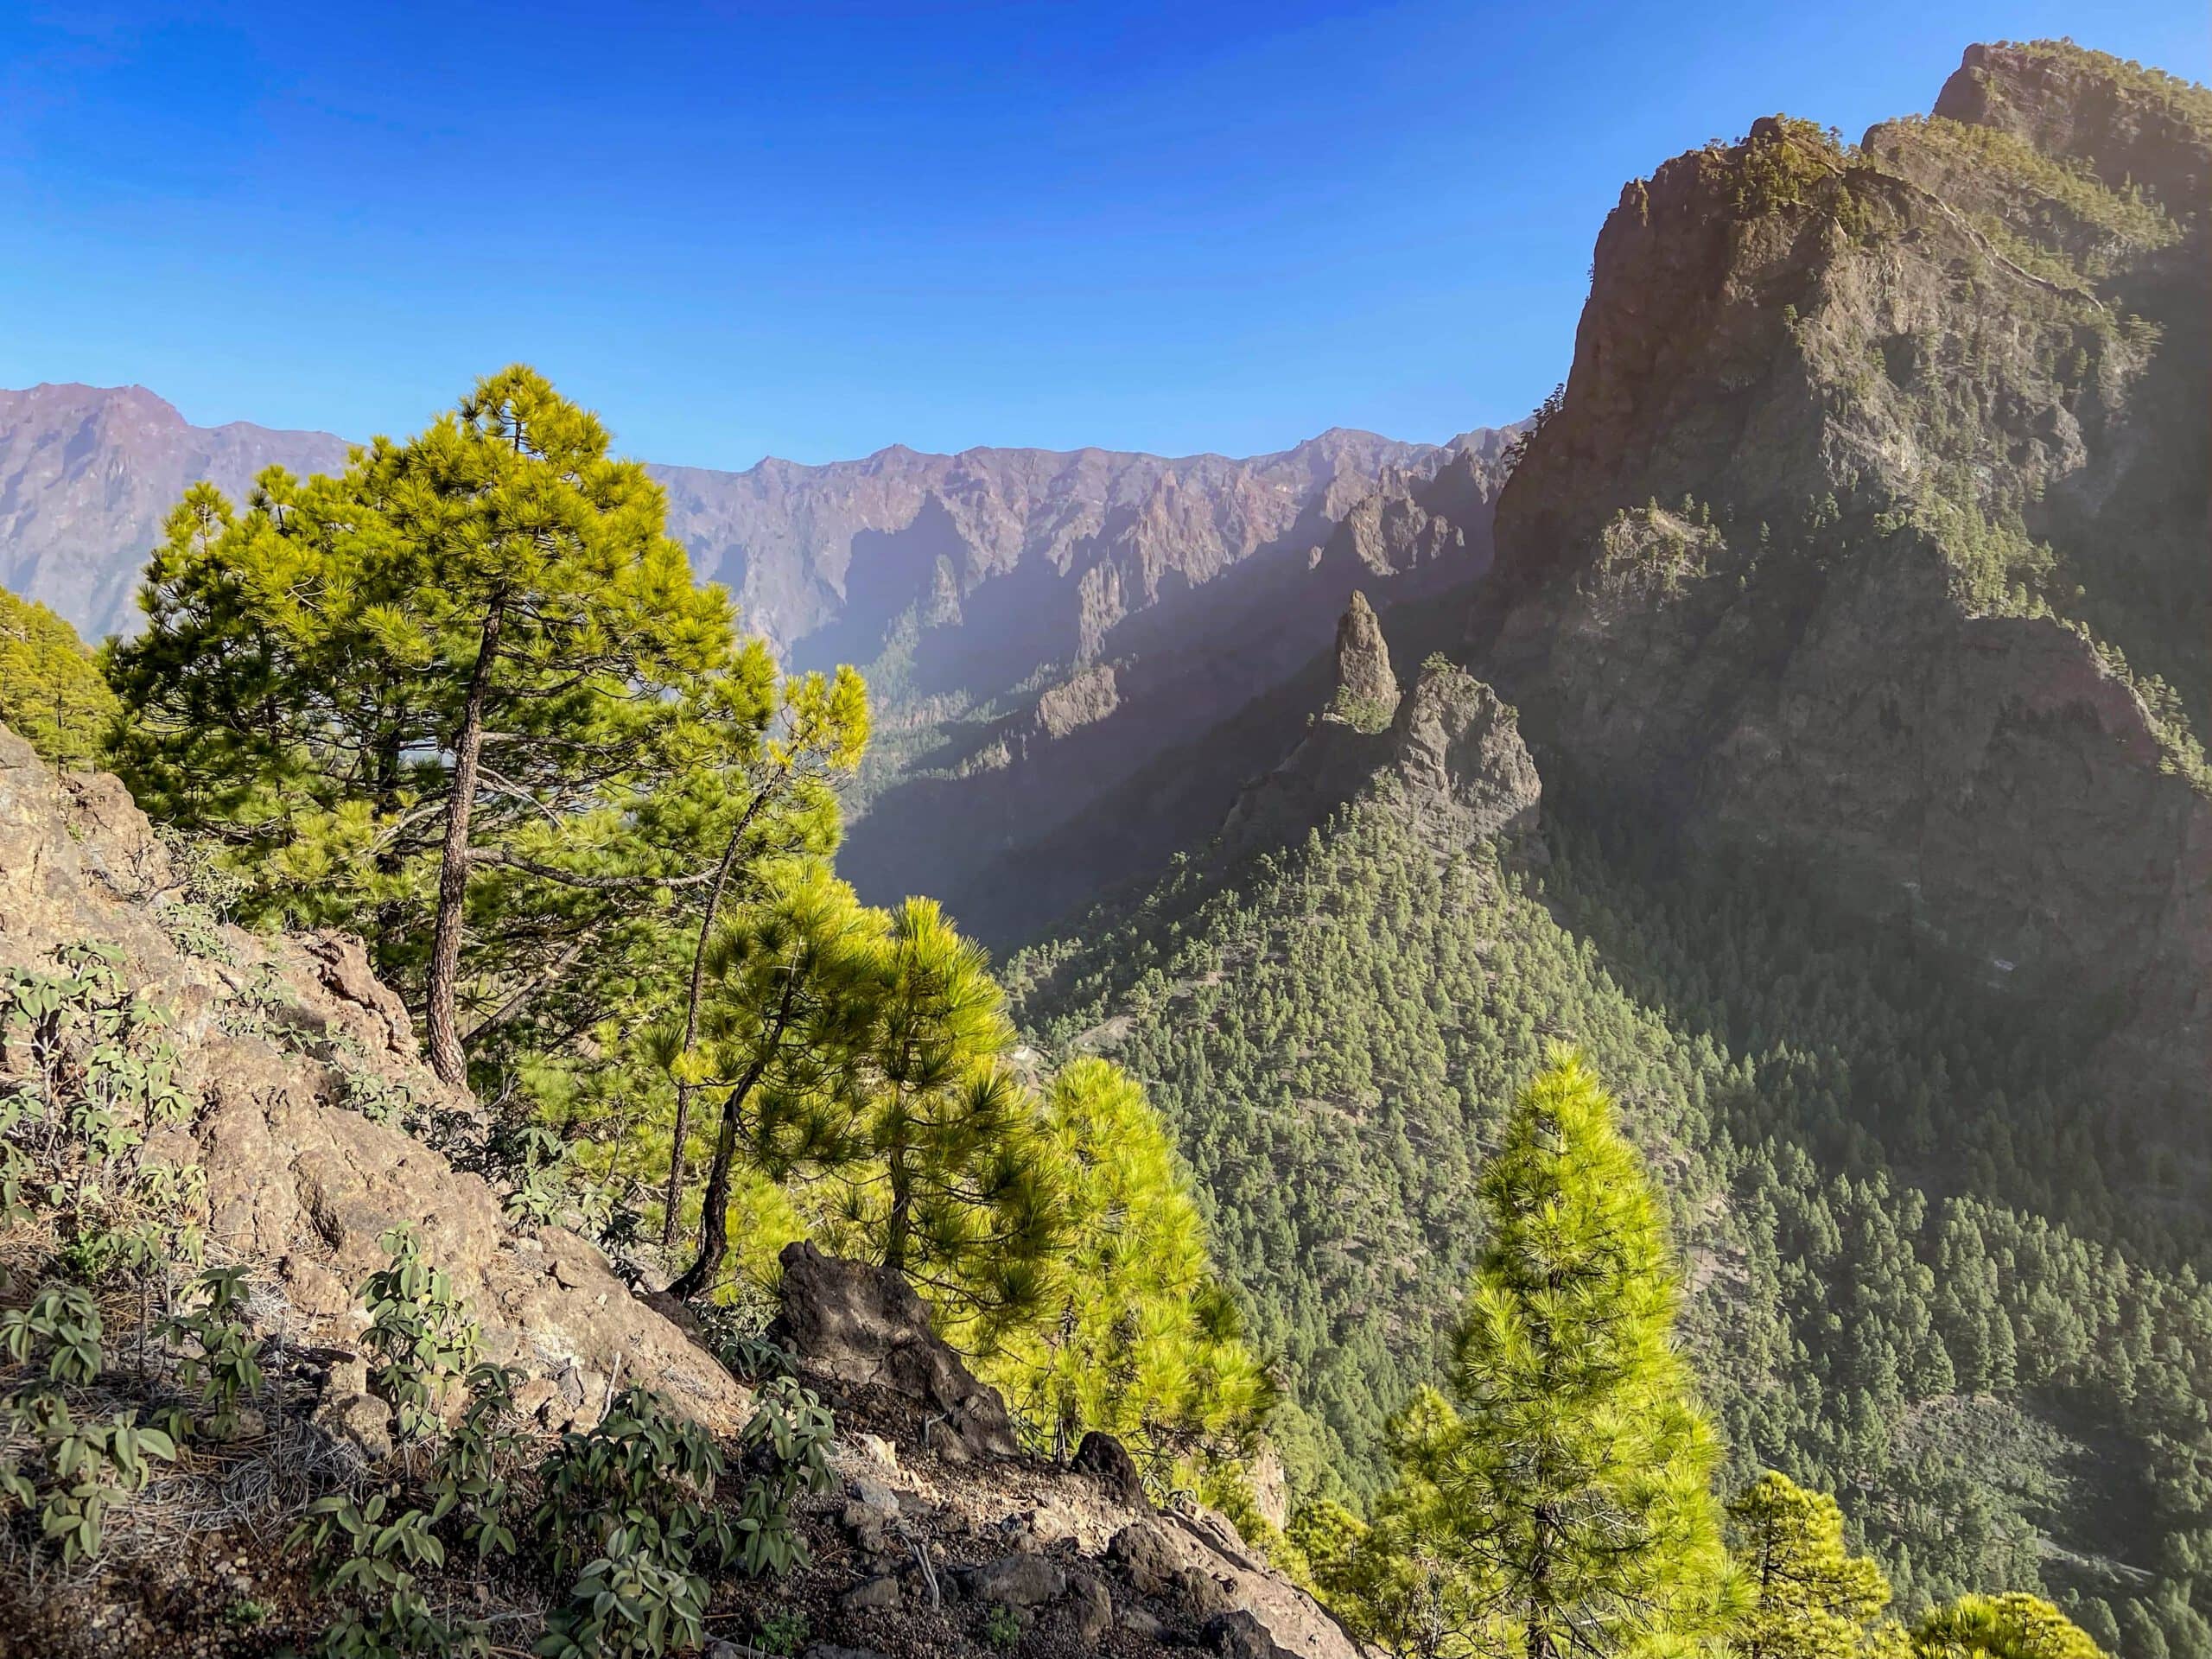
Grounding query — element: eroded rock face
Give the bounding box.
[1221,595,1541,863]
[777,1246,1363,1658]
[1478,52,2211,1095]
[768,1241,1019,1461]
[1332,590,1399,718]
[0,724,753,1434]
[1934,41,2212,210]
[1389,659,1541,848]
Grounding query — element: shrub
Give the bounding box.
[534,1385,734,1581]
[360,1226,479,1444]
[160,1265,265,1440]
[0,1397,175,1565]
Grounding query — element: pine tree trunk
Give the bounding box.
[666,968,798,1300]
[884,1109,912,1275]
[660,781,772,1248]
[426,594,505,1087]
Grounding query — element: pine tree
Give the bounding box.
[1389,1048,1732,1658]
[1728,1471,1892,1659]
[656,664,868,1246]
[0,588,118,769]
[663,861,884,1300]
[108,366,771,1088]
[1912,1594,2107,1659]
[986,1056,1270,1472]
[822,898,1063,1351]
[673,889,1064,1351]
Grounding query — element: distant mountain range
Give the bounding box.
[0,381,1484,665]
[0,378,1514,933]
[0,384,350,641]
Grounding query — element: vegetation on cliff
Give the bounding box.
[0,587,118,770]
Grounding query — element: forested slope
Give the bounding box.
[1009,747,2210,1652]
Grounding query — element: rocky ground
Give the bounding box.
[0,721,1361,1658]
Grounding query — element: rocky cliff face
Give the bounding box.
[1475,45,2212,1098]
[0,721,752,1447]
[665,427,1457,685]
[0,385,347,644]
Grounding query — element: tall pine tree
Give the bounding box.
[987,1056,1271,1473]
[1384,1048,1732,1657]
[109,366,776,1089]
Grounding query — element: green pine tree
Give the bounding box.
[656,664,868,1246]
[1386,1048,1733,1658]
[663,861,885,1300]
[108,365,776,1089]
[1911,1594,2107,1659]
[0,587,119,769]
[823,897,1063,1351]
[986,1055,1271,1475]
[1728,1471,1892,1659]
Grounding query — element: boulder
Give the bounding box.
[1073,1429,1148,1507]
[1207,1608,1290,1658]
[769,1241,1019,1459]
[965,1554,1067,1608]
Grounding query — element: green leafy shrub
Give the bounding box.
[425,1363,524,1560]
[0,1395,175,1565]
[732,1376,836,1579]
[0,941,203,1274]
[982,1600,1021,1648]
[533,1522,709,1659]
[713,1327,798,1384]
[534,1385,735,1580]
[160,1265,265,1440]
[531,1380,834,1659]
[0,1283,105,1386]
[360,1226,479,1444]
[293,1487,485,1659]
[291,1236,504,1658]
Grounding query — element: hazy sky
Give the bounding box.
[3,2,2202,467]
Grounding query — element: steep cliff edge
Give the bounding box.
[1475,44,2212,1104]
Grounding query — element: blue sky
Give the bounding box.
[2,2,2202,467]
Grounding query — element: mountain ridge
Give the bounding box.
[0,378,1466,658]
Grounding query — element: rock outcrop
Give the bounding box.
[0,722,753,1439]
[766,1241,1363,1659]
[768,1243,1018,1463]
[1332,591,1400,717]
[1933,40,2212,211]
[1389,659,1541,848]
[1222,596,1539,861]
[1476,46,2211,1097]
